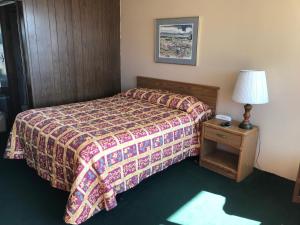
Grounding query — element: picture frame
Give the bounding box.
[155,17,199,66]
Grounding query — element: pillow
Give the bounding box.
[167,94,212,122]
[187,101,212,122]
[121,88,170,101]
[122,88,212,122]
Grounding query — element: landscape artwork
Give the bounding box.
[159,24,193,60]
[155,17,199,65]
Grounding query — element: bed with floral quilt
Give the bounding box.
[4,88,212,224]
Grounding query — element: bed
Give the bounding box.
[4,76,219,224]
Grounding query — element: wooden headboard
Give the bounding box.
[137,76,220,112]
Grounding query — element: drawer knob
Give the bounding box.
[216,133,226,138]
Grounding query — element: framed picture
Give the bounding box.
[155,17,199,66]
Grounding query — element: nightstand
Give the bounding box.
[200,119,258,182]
[292,164,300,203]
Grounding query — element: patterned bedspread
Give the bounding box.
[4,89,211,224]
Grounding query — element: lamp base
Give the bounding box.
[239,122,253,130]
[239,104,253,130]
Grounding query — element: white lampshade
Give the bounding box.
[232,70,269,104]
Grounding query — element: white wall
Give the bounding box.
[121,0,300,180]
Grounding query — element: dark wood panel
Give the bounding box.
[54,0,77,103]
[47,0,61,104]
[34,0,54,105]
[21,0,120,107]
[65,0,77,102]
[137,76,220,113]
[79,0,94,99]
[106,0,121,96]
[23,0,40,106]
[71,0,84,101]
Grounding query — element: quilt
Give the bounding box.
[4,89,211,224]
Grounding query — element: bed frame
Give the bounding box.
[137,76,220,113]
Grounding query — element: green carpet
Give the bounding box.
[0,133,299,225]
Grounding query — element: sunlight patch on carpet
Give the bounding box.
[167,191,261,225]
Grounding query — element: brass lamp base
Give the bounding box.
[239,104,253,130]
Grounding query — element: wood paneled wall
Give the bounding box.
[21,0,120,107]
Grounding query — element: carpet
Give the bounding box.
[0,133,299,225]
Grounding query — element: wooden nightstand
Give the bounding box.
[292,164,300,203]
[200,119,258,182]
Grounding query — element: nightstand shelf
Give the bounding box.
[201,150,238,179]
[200,119,258,182]
[202,150,238,172]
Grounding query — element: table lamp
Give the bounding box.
[232,70,269,129]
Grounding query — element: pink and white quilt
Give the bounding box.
[4,88,211,224]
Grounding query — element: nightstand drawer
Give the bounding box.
[204,127,242,148]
